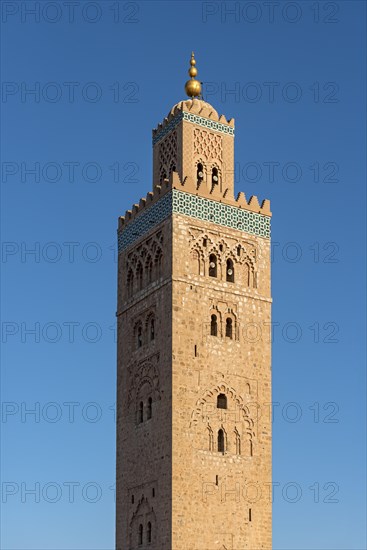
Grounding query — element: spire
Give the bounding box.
[184,52,202,98]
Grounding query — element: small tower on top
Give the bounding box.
[152,52,236,201]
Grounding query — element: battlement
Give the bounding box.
[118,171,271,231]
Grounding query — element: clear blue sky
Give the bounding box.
[1,1,366,549]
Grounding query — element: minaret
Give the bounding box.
[116,54,272,550]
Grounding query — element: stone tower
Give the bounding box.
[116,54,272,550]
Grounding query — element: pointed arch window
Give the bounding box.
[197,162,204,186]
[226,258,234,283]
[225,318,233,339]
[127,268,134,297]
[210,314,218,336]
[147,258,153,284]
[212,167,219,186]
[138,524,143,545]
[147,521,152,543]
[217,393,227,409]
[155,249,163,278]
[218,429,225,453]
[136,262,143,291]
[209,254,217,278]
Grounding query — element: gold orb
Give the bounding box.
[189,66,198,77]
[185,79,201,97]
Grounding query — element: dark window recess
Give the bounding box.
[209,254,217,278]
[226,259,234,283]
[210,315,218,336]
[226,318,233,339]
[197,163,204,186]
[217,393,227,409]
[218,429,225,453]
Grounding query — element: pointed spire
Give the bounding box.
[185,52,202,98]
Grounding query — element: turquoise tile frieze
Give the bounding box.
[152,112,183,145]
[153,111,234,145]
[118,192,173,252]
[118,190,270,253]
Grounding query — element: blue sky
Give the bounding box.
[1,1,366,549]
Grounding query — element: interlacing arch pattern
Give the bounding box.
[194,128,222,161]
[190,382,255,457]
[189,233,257,287]
[129,495,156,549]
[159,130,177,183]
[126,231,164,297]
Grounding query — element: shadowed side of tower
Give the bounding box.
[116,54,272,550]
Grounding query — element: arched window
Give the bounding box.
[212,167,219,186]
[155,249,163,278]
[210,314,218,336]
[209,254,217,278]
[226,258,234,283]
[147,521,152,543]
[197,163,204,186]
[136,262,143,291]
[147,397,152,420]
[138,524,143,545]
[138,402,144,424]
[137,325,143,348]
[150,318,155,341]
[217,393,227,409]
[218,429,225,453]
[146,258,153,284]
[226,318,233,339]
[127,268,134,297]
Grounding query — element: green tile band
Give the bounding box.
[118,190,270,252]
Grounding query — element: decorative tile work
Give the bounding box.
[182,111,234,136]
[153,113,183,146]
[153,111,234,145]
[118,192,173,252]
[118,190,270,253]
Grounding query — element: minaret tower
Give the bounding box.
[116,54,272,550]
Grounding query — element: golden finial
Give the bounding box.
[185,52,202,98]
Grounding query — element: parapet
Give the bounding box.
[118,171,271,231]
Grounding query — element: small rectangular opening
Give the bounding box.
[249,508,252,522]
[194,345,197,357]
[215,475,219,486]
